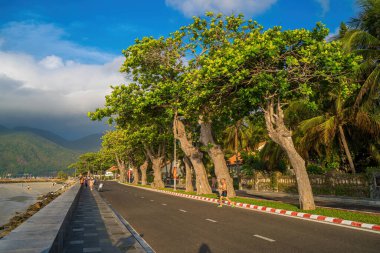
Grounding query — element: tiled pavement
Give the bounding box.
[63,187,146,253]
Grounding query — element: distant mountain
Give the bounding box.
[0,125,12,133]
[6,126,102,152]
[13,126,68,146]
[62,133,103,152]
[0,132,79,176]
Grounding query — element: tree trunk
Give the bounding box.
[338,125,356,174]
[140,160,148,185]
[115,154,126,183]
[145,146,165,189]
[183,156,194,192]
[151,158,164,188]
[199,119,236,197]
[174,118,212,194]
[132,166,139,185]
[264,100,315,210]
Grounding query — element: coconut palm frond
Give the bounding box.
[341,30,380,52]
[369,144,380,163]
[258,141,284,170]
[355,49,380,61]
[356,59,378,78]
[349,0,380,39]
[355,109,380,137]
[354,64,380,108]
[298,115,326,133]
[316,116,337,146]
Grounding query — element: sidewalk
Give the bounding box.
[237,190,380,214]
[63,187,146,253]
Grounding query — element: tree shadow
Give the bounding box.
[199,243,212,253]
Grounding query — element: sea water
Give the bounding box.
[0,182,62,226]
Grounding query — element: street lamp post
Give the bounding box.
[173,110,178,191]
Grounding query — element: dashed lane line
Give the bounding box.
[205,218,217,223]
[150,200,154,202]
[162,203,167,206]
[253,234,275,242]
[179,209,187,213]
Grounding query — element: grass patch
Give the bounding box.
[122,182,380,225]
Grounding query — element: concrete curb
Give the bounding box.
[122,183,380,233]
[94,190,155,253]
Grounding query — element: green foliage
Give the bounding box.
[349,0,380,39]
[306,164,326,175]
[240,153,265,176]
[57,170,68,179]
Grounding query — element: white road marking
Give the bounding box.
[254,234,275,242]
[205,218,217,223]
[162,203,167,206]
[150,200,154,202]
[141,197,144,199]
[179,209,187,212]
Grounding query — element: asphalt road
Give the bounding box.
[99,182,380,253]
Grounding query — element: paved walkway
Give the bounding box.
[63,187,146,253]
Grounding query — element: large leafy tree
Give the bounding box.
[90,38,175,189]
[101,129,146,184]
[338,0,380,168]
[191,16,360,209]
[176,13,260,197]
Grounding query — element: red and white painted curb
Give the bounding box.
[123,183,380,233]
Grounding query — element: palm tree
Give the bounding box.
[223,116,267,155]
[349,0,380,39]
[223,118,247,158]
[297,94,357,173]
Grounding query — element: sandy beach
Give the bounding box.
[0,182,63,226]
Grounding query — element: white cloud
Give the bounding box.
[315,0,330,16]
[0,51,126,116]
[0,21,127,137]
[0,21,114,64]
[39,55,64,69]
[165,0,278,17]
[325,26,339,41]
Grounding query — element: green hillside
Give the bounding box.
[0,132,79,176]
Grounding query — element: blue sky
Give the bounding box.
[0,0,358,139]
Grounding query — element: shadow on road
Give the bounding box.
[199,243,212,253]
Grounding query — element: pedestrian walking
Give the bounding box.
[217,178,235,207]
[89,177,94,191]
[84,177,88,188]
[80,176,84,186]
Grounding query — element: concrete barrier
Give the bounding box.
[0,183,82,253]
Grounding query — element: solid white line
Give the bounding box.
[162,203,167,206]
[179,209,187,212]
[254,234,275,242]
[206,218,217,223]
